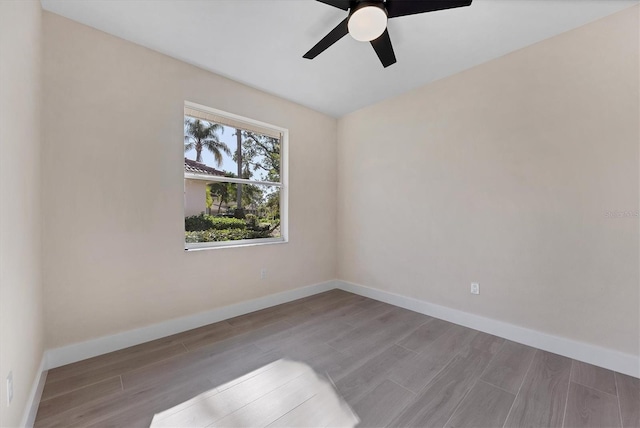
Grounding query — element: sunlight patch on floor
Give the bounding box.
[150,359,359,427]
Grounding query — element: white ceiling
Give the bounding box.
[41,0,637,117]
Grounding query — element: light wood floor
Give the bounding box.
[35,290,639,428]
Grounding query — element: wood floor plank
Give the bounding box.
[563,382,621,428]
[334,345,413,403]
[35,376,123,423]
[418,324,478,363]
[209,370,323,427]
[444,379,515,428]
[336,300,397,327]
[45,336,187,384]
[380,306,432,328]
[266,371,358,428]
[252,316,352,352]
[266,391,348,428]
[571,360,617,396]
[37,345,273,425]
[62,346,279,427]
[309,298,372,323]
[481,340,536,394]
[152,359,311,427]
[86,377,217,428]
[182,317,294,351]
[615,372,640,428]
[328,307,428,360]
[164,320,239,350]
[503,350,571,428]
[293,295,370,326]
[354,297,386,311]
[224,300,305,330]
[298,289,365,312]
[387,346,455,393]
[121,343,269,391]
[464,330,505,356]
[271,340,350,376]
[40,343,187,401]
[36,375,216,428]
[390,349,495,427]
[396,317,453,353]
[352,379,414,427]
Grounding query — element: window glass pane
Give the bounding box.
[184,117,280,183]
[185,183,281,244]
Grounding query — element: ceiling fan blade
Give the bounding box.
[316,0,351,11]
[303,18,349,60]
[370,29,396,68]
[386,0,472,18]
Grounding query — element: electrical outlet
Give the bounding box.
[6,371,13,406]
[260,268,267,280]
[470,282,480,295]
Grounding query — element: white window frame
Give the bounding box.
[184,101,288,251]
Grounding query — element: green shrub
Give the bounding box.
[233,208,246,219]
[185,214,246,232]
[185,228,272,243]
[211,217,247,230]
[245,214,258,228]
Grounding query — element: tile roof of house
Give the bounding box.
[184,158,225,176]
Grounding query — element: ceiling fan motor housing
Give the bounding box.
[348,1,388,17]
[348,1,388,42]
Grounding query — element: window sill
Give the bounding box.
[185,237,287,251]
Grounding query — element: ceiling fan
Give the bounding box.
[303,0,473,68]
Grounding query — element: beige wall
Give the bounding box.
[337,7,639,356]
[42,12,338,348]
[184,179,208,217]
[0,1,45,426]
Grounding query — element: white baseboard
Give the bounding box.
[45,280,338,370]
[335,280,639,378]
[43,278,639,379]
[20,355,47,428]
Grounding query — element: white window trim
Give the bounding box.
[184,101,288,251]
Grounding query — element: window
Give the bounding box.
[183,102,287,249]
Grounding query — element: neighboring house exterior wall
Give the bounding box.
[184,158,226,217]
[184,179,208,217]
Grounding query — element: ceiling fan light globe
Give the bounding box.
[348,5,387,42]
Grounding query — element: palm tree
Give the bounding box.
[184,119,231,166]
[208,180,233,214]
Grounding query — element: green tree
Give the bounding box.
[241,183,264,210]
[265,189,280,218]
[231,130,281,220]
[241,131,280,229]
[208,179,233,214]
[240,131,280,182]
[205,186,213,214]
[234,129,246,218]
[184,118,231,165]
